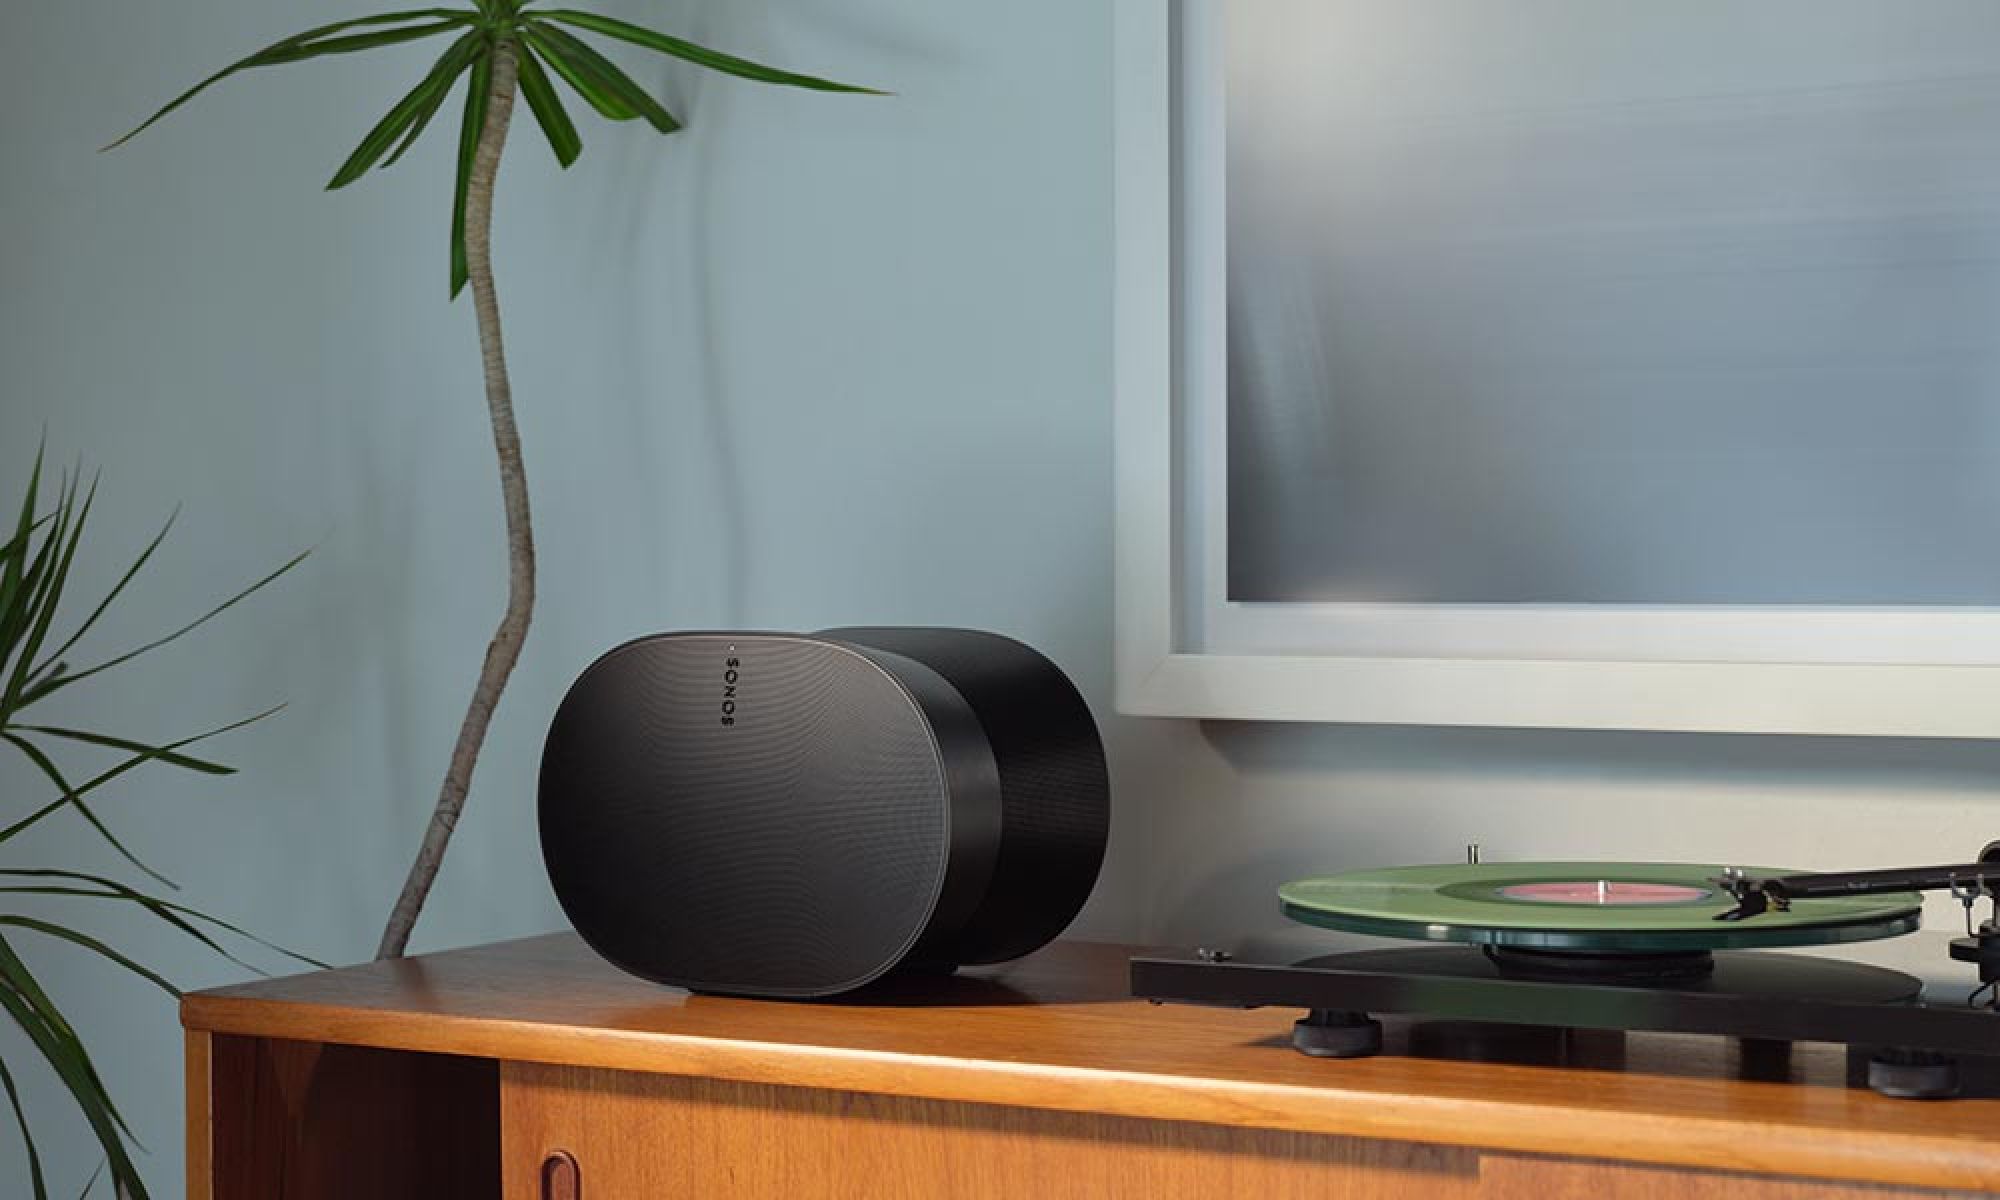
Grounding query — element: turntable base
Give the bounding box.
[1132,943,1995,1100]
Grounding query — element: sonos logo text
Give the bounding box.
[720,656,741,726]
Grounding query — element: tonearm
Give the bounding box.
[1713,841,2000,922]
[1713,841,2000,1007]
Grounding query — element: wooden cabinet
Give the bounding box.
[183,936,2000,1198]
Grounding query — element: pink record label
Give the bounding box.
[1496,881,1712,906]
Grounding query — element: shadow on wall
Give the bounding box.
[583,0,951,625]
[322,397,435,924]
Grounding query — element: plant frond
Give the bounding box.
[1,735,177,888]
[104,9,479,150]
[518,26,638,122]
[0,1053,46,1200]
[74,1160,104,1200]
[329,29,487,188]
[24,506,176,693]
[0,869,329,971]
[18,546,307,709]
[524,24,679,134]
[0,445,46,620]
[0,513,52,576]
[0,937,148,1197]
[384,31,487,168]
[537,10,884,94]
[4,473,96,719]
[0,918,177,998]
[7,726,234,775]
[515,40,582,165]
[0,466,66,712]
[0,707,281,857]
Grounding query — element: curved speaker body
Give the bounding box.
[538,627,1109,997]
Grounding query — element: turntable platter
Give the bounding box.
[1280,862,1922,951]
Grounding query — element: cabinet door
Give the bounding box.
[499,1062,1477,1200]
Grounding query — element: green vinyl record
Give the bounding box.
[1279,862,1922,952]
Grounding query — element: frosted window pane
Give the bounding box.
[1225,0,2000,605]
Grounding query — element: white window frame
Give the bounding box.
[1112,0,2000,736]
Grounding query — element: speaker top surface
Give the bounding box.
[539,632,961,997]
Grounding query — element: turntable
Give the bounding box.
[1131,843,2000,1098]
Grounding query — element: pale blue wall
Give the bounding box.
[8,2,2000,1196]
[3,1,1135,1190]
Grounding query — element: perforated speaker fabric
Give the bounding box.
[540,634,956,996]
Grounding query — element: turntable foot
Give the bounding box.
[1292,1010,1383,1058]
[1738,1037,1793,1082]
[1868,1049,1961,1100]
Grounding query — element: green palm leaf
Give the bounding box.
[17,547,308,709]
[0,938,146,1197]
[9,726,232,775]
[1,469,68,705]
[536,10,883,94]
[0,997,144,1199]
[268,20,473,65]
[0,870,328,974]
[385,34,485,168]
[4,473,94,718]
[0,942,142,1151]
[0,446,43,621]
[524,24,679,134]
[515,41,583,165]
[0,1054,45,1200]
[104,9,478,150]
[5,868,326,968]
[0,707,285,851]
[519,28,640,122]
[0,513,51,601]
[3,735,176,889]
[329,29,487,189]
[0,918,176,998]
[450,51,494,297]
[22,508,176,695]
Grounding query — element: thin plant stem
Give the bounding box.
[376,38,532,959]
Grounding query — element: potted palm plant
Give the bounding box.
[111,4,878,959]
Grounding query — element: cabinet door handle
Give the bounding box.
[542,1150,581,1200]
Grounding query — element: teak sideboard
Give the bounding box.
[182,935,2000,1198]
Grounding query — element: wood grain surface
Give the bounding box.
[186,1030,212,1200]
[182,935,2000,1194]
[198,1033,497,1200]
[1479,1155,1986,1200]
[501,1062,1482,1200]
[498,1065,1982,1200]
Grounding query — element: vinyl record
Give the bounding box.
[1280,862,1922,951]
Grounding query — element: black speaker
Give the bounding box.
[538,627,1109,997]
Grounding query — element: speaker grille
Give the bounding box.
[539,634,951,995]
